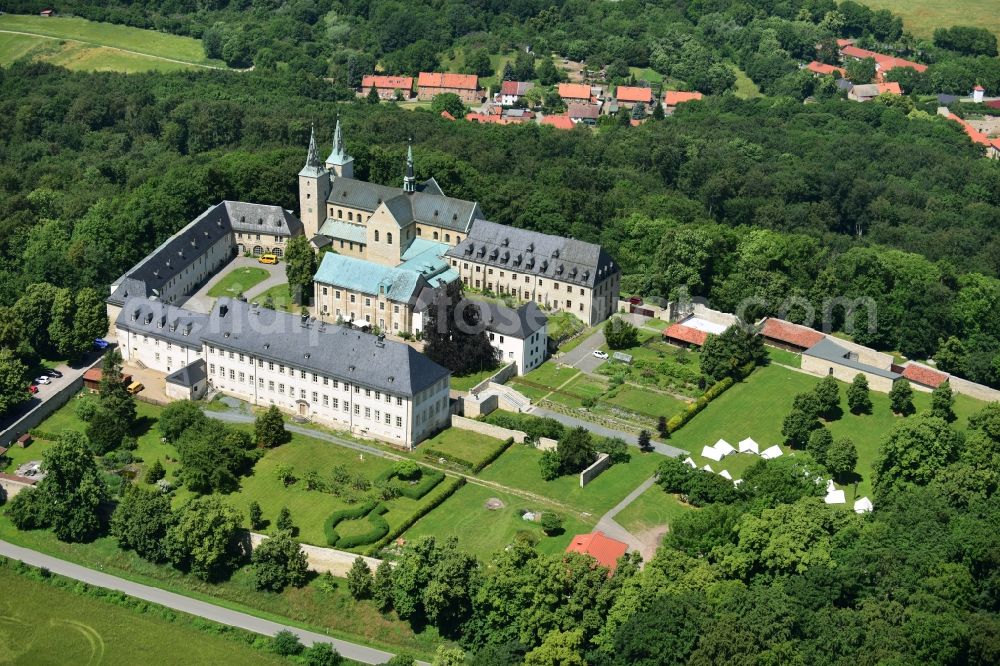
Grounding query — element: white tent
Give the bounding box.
[701,445,724,462]
[826,479,837,494]
[682,456,697,469]
[854,497,874,514]
[719,469,733,480]
[702,464,714,473]
[738,437,759,454]
[733,478,744,487]
[713,439,736,458]
[760,445,783,460]
[824,489,846,504]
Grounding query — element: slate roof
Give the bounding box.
[115,298,209,347]
[759,317,825,349]
[803,338,901,380]
[201,299,449,397]
[447,219,617,288]
[109,201,302,306]
[313,253,427,303]
[565,531,628,570]
[166,359,207,387]
[474,300,548,339]
[326,177,481,233]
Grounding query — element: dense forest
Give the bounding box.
[2,0,998,95]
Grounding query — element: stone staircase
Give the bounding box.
[482,382,531,412]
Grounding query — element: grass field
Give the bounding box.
[667,364,987,499]
[420,428,507,467]
[254,283,299,313]
[766,346,802,368]
[0,564,286,666]
[402,483,591,560]
[450,366,500,392]
[615,487,693,536]
[0,14,220,65]
[728,62,762,99]
[856,0,1000,39]
[206,267,270,299]
[478,444,665,518]
[602,385,687,419]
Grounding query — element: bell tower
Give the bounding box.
[403,139,416,194]
[325,117,354,179]
[298,125,330,239]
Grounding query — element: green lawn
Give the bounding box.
[478,444,665,517]
[514,361,580,393]
[628,66,664,85]
[0,564,287,666]
[254,283,299,313]
[602,385,687,419]
[0,14,222,66]
[206,267,270,299]
[402,483,591,561]
[766,346,802,368]
[667,364,988,499]
[450,365,501,392]
[856,0,1000,39]
[615,487,693,535]
[0,31,200,72]
[728,62,762,99]
[420,428,507,468]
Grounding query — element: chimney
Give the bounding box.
[219,304,229,318]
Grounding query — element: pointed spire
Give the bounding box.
[305,124,321,168]
[325,116,352,169]
[403,138,416,193]
[333,116,343,155]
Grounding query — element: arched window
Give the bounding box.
[375,230,380,242]
[387,232,393,244]
[433,231,439,240]
[348,212,353,221]
[445,234,451,243]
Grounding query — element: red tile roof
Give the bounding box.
[806,61,846,77]
[840,46,927,73]
[83,368,103,382]
[664,323,708,347]
[946,112,992,147]
[539,115,575,130]
[417,72,478,90]
[615,85,653,103]
[465,113,516,125]
[901,364,949,388]
[361,75,413,90]
[877,81,902,95]
[663,90,703,106]
[440,110,455,121]
[760,317,825,349]
[974,85,985,91]
[0,472,37,485]
[565,531,628,570]
[500,80,533,96]
[558,83,592,100]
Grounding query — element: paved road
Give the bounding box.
[593,476,658,554]
[0,539,425,665]
[556,327,607,373]
[527,405,685,458]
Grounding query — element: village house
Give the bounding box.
[565,531,629,571]
[839,44,927,81]
[539,114,574,130]
[499,80,534,106]
[848,81,902,102]
[417,72,481,103]
[359,75,413,100]
[558,82,593,104]
[614,85,653,109]
[805,61,846,77]
[663,90,703,113]
[567,102,600,125]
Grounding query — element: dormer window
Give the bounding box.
[258,218,263,225]
[527,243,534,252]
[552,249,560,258]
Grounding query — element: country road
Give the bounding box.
[0,540,428,665]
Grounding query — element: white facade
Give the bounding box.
[488,324,547,375]
[116,325,203,375]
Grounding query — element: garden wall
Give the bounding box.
[451,415,526,444]
[579,452,611,487]
[0,473,36,500]
[537,436,558,452]
[248,532,383,576]
[469,363,516,396]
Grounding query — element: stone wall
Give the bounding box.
[0,474,36,501]
[469,362,517,396]
[580,452,611,487]
[462,393,498,419]
[801,355,896,393]
[451,415,526,444]
[537,436,558,452]
[249,532,383,576]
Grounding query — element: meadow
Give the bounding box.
[856,0,1000,39]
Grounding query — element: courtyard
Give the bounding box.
[180,256,286,314]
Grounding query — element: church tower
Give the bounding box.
[324,117,354,179]
[298,125,330,239]
[403,140,416,194]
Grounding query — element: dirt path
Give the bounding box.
[0,28,227,69]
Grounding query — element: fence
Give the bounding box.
[451,415,527,444]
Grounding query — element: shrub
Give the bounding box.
[324,501,377,546]
[144,459,166,484]
[333,504,389,549]
[271,630,304,656]
[365,477,466,556]
[346,556,373,599]
[541,513,563,535]
[393,460,421,480]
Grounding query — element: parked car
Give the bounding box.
[44,369,62,378]
[258,253,278,265]
[94,338,109,349]
[27,385,38,394]
[34,376,51,385]
[592,350,609,360]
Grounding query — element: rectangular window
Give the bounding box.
[396,416,402,427]
[335,290,341,299]
[312,391,318,402]
[210,364,215,373]
[229,369,235,380]
[268,381,274,391]
[375,410,381,421]
[350,295,356,303]
[322,377,329,386]
[365,407,371,418]
[396,397,402,406]
[279,383,284,393]
[365,389,371,397]
[268,362,274,371]
[322,394,329,406]
[332,397,338,408]
[239,372,245,382]
[300,370,306,379]
[375,391,381,400]
[259,377,264,387]
[385,413,391,424]
[238,353,244,362]
[312,373,318,382]
[300,389,306,399]
[354,404,360,415]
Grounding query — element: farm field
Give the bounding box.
[856,0,1000,39]
[402,483,590,560]
[667,364,987,500]
[206,267,270,299]
[615,487,693,536]
[0,564,286,666]
[0,33,197,72]
[0,14,222,67]
[478,444,664,518]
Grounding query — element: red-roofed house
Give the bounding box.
[417,72,481,103]
[465,113,516,126]
[565,531,628,571]
[500,80,534,106]
[540,114,575,130]
[759,317,826,351]
[558,83,592,103]
[360,75,414,100]
[840,45,927,80]
[945,111,993,150]
[806,61,846,78]
[615,85,653,108]
[901,363,949,389]
[663,323,708,348]
[663,90,703,112]
[440,110,455,121]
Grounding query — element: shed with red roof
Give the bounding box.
[663,323,708,348]
[565,531,628,571]
[663,90,703,110]
[759,317,825,352]
[417,72,481,103]
[360,75,413,100]
[901,364,949,389]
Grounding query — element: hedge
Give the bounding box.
[324,500,377,547]
[28,429,61,441]
[665,376,737,435]
[422,436,515,473]
[422,448,474,470]
[365,476,466,556]
[375,464,445,500]
[472,437,515,473]
[333,503,390,549]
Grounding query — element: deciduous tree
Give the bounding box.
[847,373,872,414]
[251,532,309,592]
[255,404,289,447]
[889,378,915,415]
[111,485,173,562]
[166,496,247,581]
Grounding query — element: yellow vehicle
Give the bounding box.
[258,253,278,265]
[126,381,145,395]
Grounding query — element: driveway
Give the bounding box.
[557,327,608,373]
[0,348,106,447]
[182,256,286,314]
[527,405,685,458]
[0,540,425,665]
